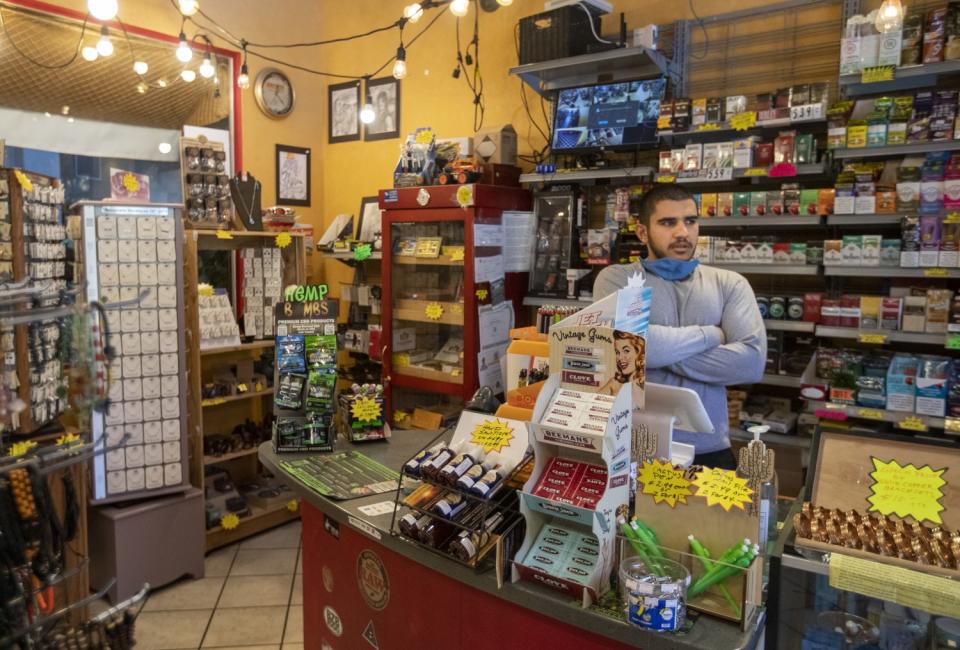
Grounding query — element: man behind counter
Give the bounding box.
[593,185,766,470]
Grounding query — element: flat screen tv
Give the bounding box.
[551,78,665,151]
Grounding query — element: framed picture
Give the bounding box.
[364,77,400,141]
[275,144,311,206]
[356,196,382,243]
[328,80,361,143]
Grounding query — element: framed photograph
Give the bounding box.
[275,144,311,206]
[328,80,361,143]
[356,196,382,243]
[364,77,401,141]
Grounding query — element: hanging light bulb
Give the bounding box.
[81,45,99,61]
[496,0,513,4]
[450,0,469,17]
[96,26,114,57]
[403,3,423,22]
[158,142,172,154]
[180,69,196,82]
[875,0,904,33]
[237,62,250,89]
[359,102,376,124]
[176,32,193,63]
[199,53,215,78]
[393,46,407,79]
[178,0,199,16]
[157,78,168,88]
[136,82,148,94]
[133,60,149,75]
[87,0,117,21]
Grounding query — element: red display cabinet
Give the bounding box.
[379,184,530,426]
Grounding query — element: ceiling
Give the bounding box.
[0,5,230,129]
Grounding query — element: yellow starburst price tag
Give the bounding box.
[657,115,672,130]
[449,247,465,262]
[859,332,887,344]
[898,416,928,432]
[456,185,474,208]
[415,129,435,144]
[861,64,895,83]
[730,111,757,131]
[286,499,299,513]
[743,167,768,177]
[451,304,463,314]
[868,458,946,524]
[638,459,693,507]
[14,170,33,192]
[215,230,233,240]
[475,289,488,301]
[7,440,37,457]
[122,173,140,193]
[56,433,82,448]
[393,410,409,426]
[857,408,885,421]
[197,283,215,298]
[351,397,382,424]
[425,302,444,320]
[924,268,948,278]
[220,513,240,530]
[692,467,754,512]
[275,232,293,248]
[470,418,515,454]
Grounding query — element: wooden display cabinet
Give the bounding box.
[379,184,530,427]
[183,230,307,550]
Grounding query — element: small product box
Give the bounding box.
[755,143,775,167]
[886,355,919,413]
[767,191,785,216]
[900,216,921,267]
[733,192,751,217]
[841,235,863,266]
[940,221,960,267]
[702,143,722,169]
[750,191,768,216]
[879,30,904,66]
[783,184,801,215]
[926,289,952,333]
[919,215,943,267]
[658,151,673,173]
[692,98,707,127]
[876,191,897,213]
[887,121,908,146]
[920,180,944,213]
[881,297,903,330]
[800,189,819,215]
[817,188,836,215]
[700,193,718,218]
[733,137,756,168]
[862,234,882,266]
[902,296,927,332]
[789,243,808,264]
[684,143,703,171]
[916,357,949,417]
[803,293,824,323]
[854,193,877,214]
[717,193,734,217]
[706,97,725,124]
[834,184,856,214]
[725,95,748,117]
[823,240,843,265]
[896,180,921,211]
[846,123,868,148]
[880,239,902,266]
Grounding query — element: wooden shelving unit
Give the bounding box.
[201,340,276,357]
[205,501,299,551]
[201,388,274,408]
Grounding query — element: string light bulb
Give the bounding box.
[81,46,98,61]
[199,53,215,78]
[359,102,376,124]
[450,0,469,16]
[133,60,148,75]
[180,69,196,82]
[237,63,250,89]
[176,32,193,63]
[403,3,423,22]
[96,26,113,57]
[178,0,199,16]
[393,45,407,79]
[87,0,117,21]
[157,78,167,88]
[158,142,172,154]
[875,0,904,33]
[136,82,148,94]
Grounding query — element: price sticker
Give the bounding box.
[237,383,248,393]
[216,230,233,240]
[859,332,888,344]
[790,103,825,122]
[696,123,722,132]
[947,333,960,350]
[657,116,672,130]
[924,268,948,277]
[861,65,895,83]
[692,467,754,512]
[425,302,444,320]
[449,247,465,262]
[353,244,372,262]
[639,459,693,507]
[702,168,734,181]
[275,232,293,248]
[945,212,960,224]
[857,408,886,421]
[898,416,928,433]
[945,417,960,436]
[655,174,676,184]
[730,111,757,131]
[743,167,768,177]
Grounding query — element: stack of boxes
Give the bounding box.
[829,93,960,150]
[241,247,284,338]
[801,288,954,335]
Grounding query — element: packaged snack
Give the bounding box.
[919,215,943,267]
[277,335,306,372]
[275,373,306,409]
[900,216,921,267]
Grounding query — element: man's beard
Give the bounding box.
[647,237,694,260]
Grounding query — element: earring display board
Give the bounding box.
[1,168,70,434]
[77,201,190,504]
[179,136,236,230]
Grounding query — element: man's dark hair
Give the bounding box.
[637,184,695,225]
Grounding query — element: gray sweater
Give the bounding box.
[593,262,766,454]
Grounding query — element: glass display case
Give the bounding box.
[528,189,578,298]
[379,185,530,427]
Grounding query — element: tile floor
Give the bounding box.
[94,520,304,650]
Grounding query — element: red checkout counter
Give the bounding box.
[260,433,765,650]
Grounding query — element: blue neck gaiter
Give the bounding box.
[641,258,700,282]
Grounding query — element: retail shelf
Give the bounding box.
[522,295,593,308]
[659,116,826,140]
[201,340,275,357]
[508,46,672,98]
[840,60,960,95]
[833,141,960,159]
[709,263,820,275]
[730,428,812,450]
[815,326,947,346]
[330,251,382,262]
[667,163,829,185]
[823,266,960,279]
[194,230,306,239]
[206,501,299,551]
[764,320,816,333]
[392,369,464,394]
[827,213,907,226]
[518,166,653,184]
[780,550,829,576]
[699,215,823,229]
[395,255,463,267]
[393,300,465,325]
[806,400,946,430]
[203,447,260,466]
[201,388,273,409]
[759,373,803,388]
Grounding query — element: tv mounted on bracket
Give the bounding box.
[551,77,665,152]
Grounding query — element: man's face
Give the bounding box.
[636,198,699,260]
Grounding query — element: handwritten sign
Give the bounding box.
[868,457,946,524]
[469,418,514,454]
[861,65,895,83]
[351,397,383,424]
[425,302,444,320]
[638,459,693,507]
[830,553,960,618]
[729,111,757,131]
[692,467,753,512]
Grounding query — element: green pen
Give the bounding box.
[630,520,666,573]
[688,535,741,617]
[619,517,657,573]
[690,545,757,598]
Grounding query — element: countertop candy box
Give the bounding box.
[512,274,651,607]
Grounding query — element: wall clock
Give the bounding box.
[254,67,295,119]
